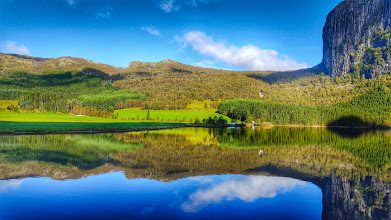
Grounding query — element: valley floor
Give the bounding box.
[0,109,229,133]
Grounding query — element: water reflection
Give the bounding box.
[182,175,306,212]
[0,127,390,219]
[0,172,322,220]
[0,179,23,193]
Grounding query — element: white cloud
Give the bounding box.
[141,27,160,36]
[181,175,305,212]
[160,0,178,13]
[176,31,308,71]
[192,60,215,68]
[0,179,23,193]
[0,41,31,55]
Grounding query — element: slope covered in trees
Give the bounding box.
[2,52,391,117]
[113,72,268,110]
[0,72,145,116]
[217,86,391,127]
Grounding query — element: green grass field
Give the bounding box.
[115,109,230,123]
[0,121,181,132]
[0,112,184,132]
[0,106,230,132]
[0,112,128,123]
[0,109,229,132]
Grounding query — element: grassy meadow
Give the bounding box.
[115,108,230,123]
[0,105,229,132]
[0,112,183,132]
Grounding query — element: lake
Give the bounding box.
[0,127,390,219]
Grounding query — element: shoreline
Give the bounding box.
[1,122,389,135]
[0,125,185,135]
[273,124,391,129]
[0,123,246,135]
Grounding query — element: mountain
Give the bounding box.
[0,52,273,76]
[0,53,123,75]
[322,0,391,77]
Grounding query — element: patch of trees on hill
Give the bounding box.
[217,86,391,127]
[0,72,145,116]
[113,73,267,110]
[258,72,391,106]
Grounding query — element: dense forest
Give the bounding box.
[0,71,145,117]
[217,86,391,127]
[113,72,267,110]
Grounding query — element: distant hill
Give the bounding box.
[0,52,274,76]
[0,53,123,75]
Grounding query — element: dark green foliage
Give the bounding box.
[218,87,391,127]
[216,127,391,169]
[204,116,227,126]
[75,90,146,111]
[0,71,146,112]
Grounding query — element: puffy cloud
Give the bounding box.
[0,41,31,55]
[176,31,308,71]
[0,179,23,193]
[141,27,160,36]
[181,175,305,212]
[160,0,178,13]
[192,60,215,68]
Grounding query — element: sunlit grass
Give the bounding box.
[115,108,230,123]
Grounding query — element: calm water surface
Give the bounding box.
[0,127,390,219]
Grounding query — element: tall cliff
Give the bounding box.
[322,0,391,77]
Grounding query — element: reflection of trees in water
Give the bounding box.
[112,142,260,175]
[0,134,143,167]
[216,127,391,170]
[1,128,391,182]
[1,128,391,219]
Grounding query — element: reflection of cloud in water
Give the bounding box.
[182,175,305,212]
[0,179,23,193]
[188,176,214,184]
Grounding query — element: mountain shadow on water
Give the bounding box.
[327,127,369,139]
[328,116,373,128]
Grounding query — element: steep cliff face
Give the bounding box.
[322,0,391,77]
[322,175,391,220]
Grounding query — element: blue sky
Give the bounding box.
[0,0,343,71]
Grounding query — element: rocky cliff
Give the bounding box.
[322,175,391,220]
[322,0,391,77]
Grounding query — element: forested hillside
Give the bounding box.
[218,86,391,127]
[0,72,145,117]
[2,51,391,127]
[114,72,267,110]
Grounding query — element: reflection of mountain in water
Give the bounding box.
[0,127,391,219]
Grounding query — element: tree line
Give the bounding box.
[217,86,391,127]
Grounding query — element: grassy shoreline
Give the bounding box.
[0,122,185,134]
